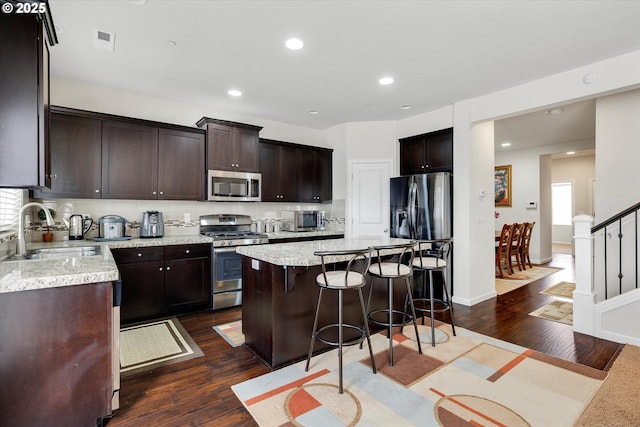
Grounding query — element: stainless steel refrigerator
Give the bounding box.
[390,172,453,296]
[390,172,452,240]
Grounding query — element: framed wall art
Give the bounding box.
[494,165,512,207]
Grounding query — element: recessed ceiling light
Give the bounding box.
[167,40,177,47]
[566,151,576,155]
[400,104,412,110]
[308,109,319,115]
[545,108,563,115]
[228,89,242,97]
[285,38,304,50]
[378,77,394,85]
[583,73,597,84]
[501,142,511,147]
[127,0,147,5]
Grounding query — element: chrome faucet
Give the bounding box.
[17,202,55,257]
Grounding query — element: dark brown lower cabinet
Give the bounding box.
[113,244,211,324]
[0,282,114,426]
[165,244,211,314]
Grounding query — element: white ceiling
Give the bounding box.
[49,0,640,137]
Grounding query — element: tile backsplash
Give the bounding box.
[25,198,346,242]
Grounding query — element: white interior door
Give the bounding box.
[348,160,392,238]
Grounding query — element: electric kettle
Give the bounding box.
[66,214,93,240]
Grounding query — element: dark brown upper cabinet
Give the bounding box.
[197,117,262,173]
[157,128,205,200]
[35,107,205,200]
[259,139,299,202]
[33,111,102,198]
[297,146,332,203]
[0,8,57,188]
[399,128,453,175]
[101,120,159,200]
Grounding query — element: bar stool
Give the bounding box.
[365,241,422,366]
[305,248,377,394]
[411,238,455,346]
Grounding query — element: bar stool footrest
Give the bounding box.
[314,323,368,348]
[413,297,453,314]
[368,308,416,328]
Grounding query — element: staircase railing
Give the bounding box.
[590,202,640,301]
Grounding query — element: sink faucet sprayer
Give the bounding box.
[17,202,55,257]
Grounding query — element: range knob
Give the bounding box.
[227,240,233,246]
[220,241,226,246]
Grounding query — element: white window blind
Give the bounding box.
[0,189,24,234]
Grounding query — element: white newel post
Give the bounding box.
[573,214,596,336]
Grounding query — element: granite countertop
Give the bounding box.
[236,237,414,267]
[265,229,345,240]
[0,235,214,294]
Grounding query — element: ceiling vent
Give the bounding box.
[92,28,115,52]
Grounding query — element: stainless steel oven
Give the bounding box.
[200,214,268,310]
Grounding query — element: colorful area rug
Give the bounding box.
[529,300,573,325]
[495,266,562,295]
[540,281,575,299]
[232,323,606,426]
[120,317,203,376]
[213,320,245,347]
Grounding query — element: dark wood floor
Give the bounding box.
[107,251,623,427]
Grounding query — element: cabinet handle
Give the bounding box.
[159,191,164,195]
[152,191,157,195]
[421,165,425,169]
[137,253,142,257]
[49,173,57,179]
[185,249,190,254]
[425,164,429,168]
[159,267,163,271]
[166,266,171,271]
[95,189,100,193]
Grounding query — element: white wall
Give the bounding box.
[595,89,640,222]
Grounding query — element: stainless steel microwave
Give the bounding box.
[207,170,261,202]
[281,210,326,232]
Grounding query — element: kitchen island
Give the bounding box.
[236,237,414,369]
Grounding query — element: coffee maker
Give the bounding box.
[140,211,164,238]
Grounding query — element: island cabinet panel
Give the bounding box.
[399,127,453,175]
[33,112,102,198]
[242,256,399,369]
[0,282,114,426]
[197,118,262,173]
[259,139,299,202]
[101,120,159,199]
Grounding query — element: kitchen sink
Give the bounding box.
[10,245,102,260]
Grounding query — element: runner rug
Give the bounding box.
[232,323,606,426]
[213,320,245,347]
[120,317,203,376]
[495,266,562,295]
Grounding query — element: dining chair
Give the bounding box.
[305,248,377,394]
[519,222,535,269]
[507,223,526,272]
[495,223,514,278]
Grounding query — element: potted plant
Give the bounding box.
[38,208,56,242]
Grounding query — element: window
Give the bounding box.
[0,189,24,235]
[552,182,573,225]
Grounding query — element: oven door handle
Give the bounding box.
[213,246,241,254]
